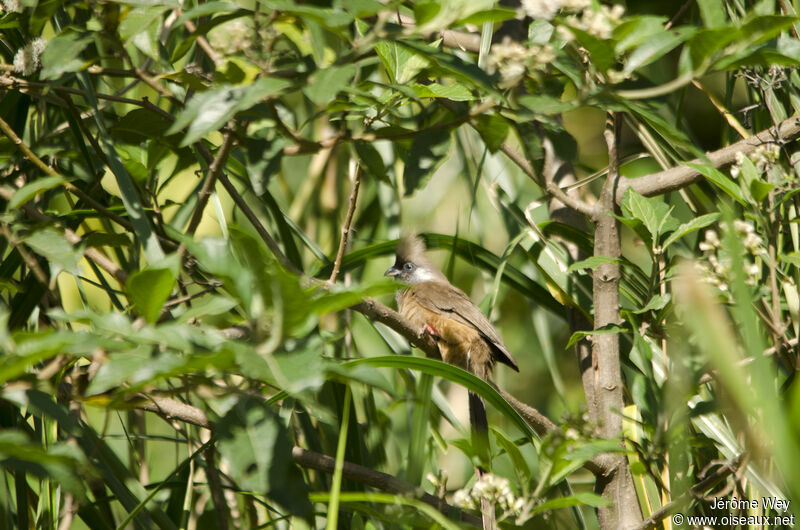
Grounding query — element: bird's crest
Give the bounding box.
[396,233,427,262]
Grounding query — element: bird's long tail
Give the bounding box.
[468,344,497,530]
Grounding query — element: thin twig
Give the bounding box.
[185,130,237,236]
[0,187,128,284]
[546,181,596,217]
[0,114,133,231]
[1,223,49,286]
[204,445,231,530]
[215,172,301,274]
[182,18,224,67]
[329,163,361,283]
[0,76,175,121]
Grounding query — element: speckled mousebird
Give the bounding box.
[384,235,519,435]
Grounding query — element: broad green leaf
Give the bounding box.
[354,140,387,179]
[258,0,352,28]
[169,78,291,145]
[530,492,611,516]
[344,356,536,438]
[304,64,357,105]
[662,212,721,250]
[518,95,576,115]
[412,82,474,101]
[40,31,92,79]
[374,41,430,84]
[396,40,499,96]
[126,255,180,323]
[23,228,81,278]
[473,113,509,153]
[492,427,531,486]
[697,0,727,28]
[623,28,693,76]
[750,179,775,202]
[566,325,629,348]
[620,188,679,246]
[402,129,450,196]
[633,294,671,314]
[216,399,313,519]
[613,16,670,54]
[685,162,746,204]
[782,251,800,267]
[413,2,440,25]
[457,7,516,25]
[8,176,68,210]
[569,26,615,72]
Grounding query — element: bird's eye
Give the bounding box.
[403,262,415,271]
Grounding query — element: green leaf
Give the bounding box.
[402,129,450,196]
[8,175,68,210]
[620,188,679,247]
[40,31,92,79]
[492,427,531,486]
[169,78,291,145]
[697,0,727,28]
[685,162,746,204]
[413,1,440,25]
[662,212,721,250]
[374,41,430,84]
[412,82,475,101]
[633,294,671,314]
[782,251,800,268]
[568,26,615,71]
[126,257,179,323]
[473,113,509,153]
[457,7,516,25]
[530,492,611,516]
[396,40,499,97]
[750,179,775,202]
[623,28,693,76]
[354,141,387,180]
[216,399,313,520]
[613,16,670,54]
[566,325,629,348]
[304,64,357,105]
[23,228,81,278]
[567,256,622,273]
[518,95,576,115]
[344,356,536,438]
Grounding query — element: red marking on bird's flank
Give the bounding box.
[423,323,440,339]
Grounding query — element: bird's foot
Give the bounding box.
[421,323,441,340]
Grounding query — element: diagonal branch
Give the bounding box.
[136,395,481,526]
[617,116,800,202]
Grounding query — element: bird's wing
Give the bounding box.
[410,282,519,371]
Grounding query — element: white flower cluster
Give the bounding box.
[13,38,47,76]
[1,0,22,13]
[520,0,590,20]
[451,473,525,520]
[697,222,765,291]
[488,37,555,85]
[730,144,781,179]
[561,4,625,40]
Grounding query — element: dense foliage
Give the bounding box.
[2,0,800,528]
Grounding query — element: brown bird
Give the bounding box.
[384,235,519,435]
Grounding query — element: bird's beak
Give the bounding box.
[385,266,400,278]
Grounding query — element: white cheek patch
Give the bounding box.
[412,268,437,283]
